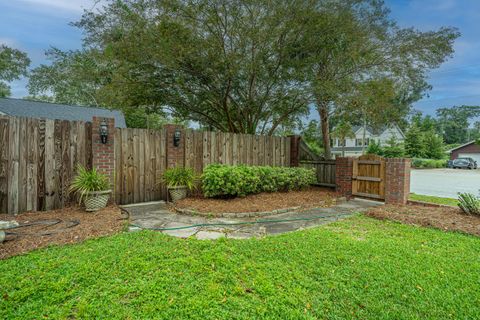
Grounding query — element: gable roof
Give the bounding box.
[349,124,405,138]
[447,141,476,153]
[0,98,127,128]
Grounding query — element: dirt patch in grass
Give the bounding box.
[175,187,338,214]
[366,204,480,237]
[0,206,126,259]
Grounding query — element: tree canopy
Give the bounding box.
[0,45,30,97]
[27,0,459,144]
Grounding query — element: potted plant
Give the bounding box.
[162,167,195,202]
[70,165,112,211]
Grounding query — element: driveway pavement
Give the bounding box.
[411,168,480,198]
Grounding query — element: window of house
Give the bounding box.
[355,138,370,146]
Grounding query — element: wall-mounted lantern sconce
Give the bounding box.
[100,119,108,144]
[173,128,181,147]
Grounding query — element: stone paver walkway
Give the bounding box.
[123,198,382,240]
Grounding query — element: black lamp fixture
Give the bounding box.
[173,128,181,147]
[100,119,108,144]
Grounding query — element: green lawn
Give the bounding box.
[1,216,480,319]
[409,193,458,207]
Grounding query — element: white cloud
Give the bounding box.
[15,0,100,13]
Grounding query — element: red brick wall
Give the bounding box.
[165,124,185,168]
[335,157,353,199]
[91,117,115,188]
[450,142,480,160]
[289,135,301,167]
[385,158,411,205]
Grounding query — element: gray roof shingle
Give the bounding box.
[0,98,127,128]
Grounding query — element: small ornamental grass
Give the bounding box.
[162,167,196,190]
[69,165,110,204]
[202,164,316,198]
[458,192,480,215]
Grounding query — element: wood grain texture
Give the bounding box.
[0,118,9,213]
[8,117,19,214]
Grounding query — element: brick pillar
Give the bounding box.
[165,124,185,168]
[289,135,301,167]
[385,158,411,205]
[91,117,115,187]
[335,157,353,199]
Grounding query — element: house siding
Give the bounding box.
[450,143,480,160]
[332,125,404,157]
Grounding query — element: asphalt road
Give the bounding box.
[410,168,480,198]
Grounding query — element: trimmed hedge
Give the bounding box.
[411,158,447,169]
[202,164,316,198]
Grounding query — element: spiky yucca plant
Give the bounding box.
[70,165,110,204]
[162,167,196,190]
[458,192,480,215]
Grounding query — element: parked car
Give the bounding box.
[451,158,477,169]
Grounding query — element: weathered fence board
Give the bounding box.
[300,160,336,187]
[114,127,167,205]
[0,116,92,214]
[183,130,291,176]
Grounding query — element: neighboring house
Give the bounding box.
[448,141,480,163]
[0,97,127,128]
[331,124,405,157]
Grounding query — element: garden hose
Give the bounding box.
[128,212,354,231]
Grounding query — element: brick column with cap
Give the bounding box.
[165,124,185,168]
[335,157,353,199]
[385,158,411,205]
[91,116,115,187]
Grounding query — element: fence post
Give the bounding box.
[385,158,411,205]
[165,124,185,168]
[91,117,115,188]
[335,157,353,199]
[289,135,301,167]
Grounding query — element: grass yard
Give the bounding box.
[409,193,458,207]
[1,216,480,319]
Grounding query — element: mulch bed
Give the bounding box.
[0,206,126,259]
[175,187,338,214]
[366,204,480,237]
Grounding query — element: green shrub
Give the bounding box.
[162,167,196,190]
[201,164,316,198]
[458,193,480,215]
[70,165,110,204]
[411,158,447,169]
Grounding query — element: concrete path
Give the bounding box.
[123,198,382,240]
[411,168,480,198]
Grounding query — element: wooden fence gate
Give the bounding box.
[352,154,386,200]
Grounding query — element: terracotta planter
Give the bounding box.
[168,186,188,202]
[84,190,112,212]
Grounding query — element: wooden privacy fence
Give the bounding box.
[352,154,386,200]
[299,160,336,187]
[184,129,291,172]
[0,115,293,213]
[114,128,167,205]
[0,116,92,214]
[113,128,291,204]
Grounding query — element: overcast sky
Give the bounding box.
[1,0,479,116]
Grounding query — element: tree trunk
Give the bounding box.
[317,100,332,159]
